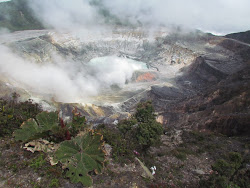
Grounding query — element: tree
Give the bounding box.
[134,101,163,150]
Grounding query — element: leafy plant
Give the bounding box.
[55,131,105,186]
[11,104,106,186]
[0,97,41,137]
[67,107,87,137]
[14,111,59,142]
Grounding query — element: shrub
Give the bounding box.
[228,152,242,169]
[136,120,163,150]
[99,125,136,163]
[212,159,234,177]
[200,152,247,188]
[0,97,41,137]
[134,101,163,150]
[99,101,163,163]
[135,101,156,123]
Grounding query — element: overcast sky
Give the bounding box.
[102,0,250,34]
[1,0,249,34]
[27,0,250,35]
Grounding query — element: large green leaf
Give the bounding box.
[55,131,105,186]
[14,111,58,142]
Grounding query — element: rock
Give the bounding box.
[193,169,205,175]
[156,115,164,124]
[225,30,250,45]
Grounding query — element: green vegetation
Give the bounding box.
[1,92,249,187]
[98,101,163,163]
[170,147,196,161]
[99,125,135,163]
[200,152,249,188]
[49,178,60,188]
[13,107,104,186]
[14,111,59,142]
[181,130,223,155]
[68,107,87,137]
[55,131,105,186]
[31,181,41,188]
[30,154,46,171]
[13,107,90,143]
[135,102,163,150]
[0,94,42,137]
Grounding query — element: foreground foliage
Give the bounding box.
[55,131,105,186]
[0,96,41,137]
[3,96,250,187]
[13,109,105,186]
[14,111,59,142]
[11,100,162,186]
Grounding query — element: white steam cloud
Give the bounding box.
[101,0,250,34]
[28,0,250,34]
[0,45,146,102]
[29,0,107,33]
[0,0,249,103]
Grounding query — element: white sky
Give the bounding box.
[29,0,250,34]
[101,0,250,34]
[1,0,249,34]
[0,0,11,2]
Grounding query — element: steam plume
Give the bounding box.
[0,45,145,102]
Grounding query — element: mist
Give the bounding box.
[28,0,109,34]
[0,0,249,103]
[27,0,250,35]
[0,45,146,102]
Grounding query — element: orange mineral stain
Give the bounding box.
[136,73,156,82]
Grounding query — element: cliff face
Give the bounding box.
[226,30,250,45]
[150,37,250,136]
